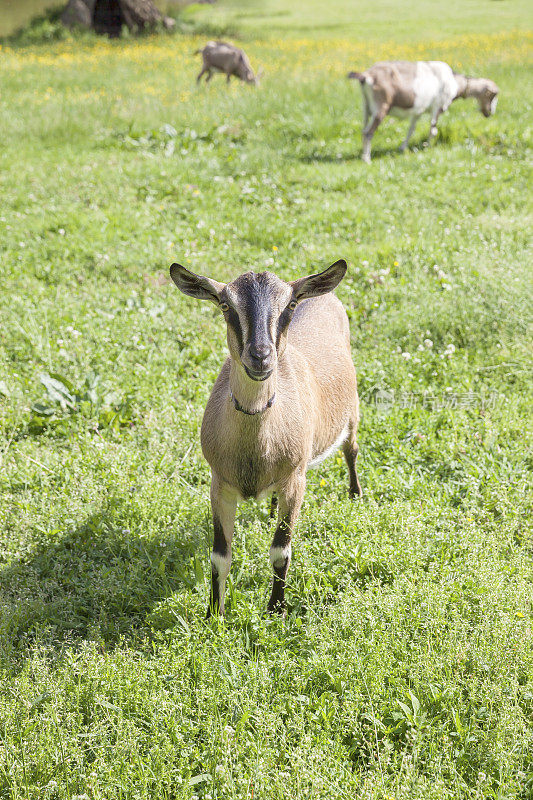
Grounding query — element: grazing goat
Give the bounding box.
[196,40,262,85]
[170,260,361,616]
[347,61,499,162]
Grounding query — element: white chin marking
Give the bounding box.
[308,424,349,469]
[270,544,291,569]
[491,96,498,114]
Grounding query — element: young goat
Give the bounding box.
[348,61,499,162]
[195,41,262,85]
[170,260,361,616]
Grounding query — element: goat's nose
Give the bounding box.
[249,343,273,364]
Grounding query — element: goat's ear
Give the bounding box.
[169,263,225,305]
[291,259,347,301]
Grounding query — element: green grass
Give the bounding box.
[190,0,533,40]
[0,1,532,798]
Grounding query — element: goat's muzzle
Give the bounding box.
[243,342,275,381]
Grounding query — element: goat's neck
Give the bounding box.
[455,75,486,101]
[454,73,469,99]
[229,360,277,415]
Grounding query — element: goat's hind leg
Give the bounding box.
[361,106,388,164]
[207,476,237,617]
[343,418,362,499]
[362,96,370,130]
[268,474,305,615]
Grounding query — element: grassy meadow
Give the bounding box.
[0,1,532,797]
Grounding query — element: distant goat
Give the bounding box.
[169,261,361,617]
[196,40,262,85]
[347,61,499,162]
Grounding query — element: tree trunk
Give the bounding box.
[61,0,176,34]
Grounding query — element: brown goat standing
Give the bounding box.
[170,261,361,617]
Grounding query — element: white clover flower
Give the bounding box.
[424,338,433,348]
[401,351,411,360]
[66,326,81,338]
[443,344,456,358]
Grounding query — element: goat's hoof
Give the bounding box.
[362,155,371,164]
[267,602,287,618]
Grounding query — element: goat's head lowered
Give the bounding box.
[461,76,499,117]
[170,260,347,381]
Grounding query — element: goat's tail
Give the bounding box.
[347,71,368,84]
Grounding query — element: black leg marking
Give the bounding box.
[268,559,289,613]
[207,562,220,619]
[207,515,226,618]
[212,515,227,556]
[267,515,291,614]
[269,493,278,519]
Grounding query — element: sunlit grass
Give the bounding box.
[0,2,532,798]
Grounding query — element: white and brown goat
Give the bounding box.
[195,41,262,85]
[170,261,361,616]
[348,61,499,162]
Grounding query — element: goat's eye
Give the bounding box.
[289,300,298,310]
[219,302,229,312]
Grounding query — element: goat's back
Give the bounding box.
[289,293,351,365]
[288,292,356,408]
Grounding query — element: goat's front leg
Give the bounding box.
[207,476,237,617]
[268,473,306,615]
[399,115,419,153]
[428,107,442,143]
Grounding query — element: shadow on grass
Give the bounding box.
[0,498,208,665]
[295,137,452,163]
